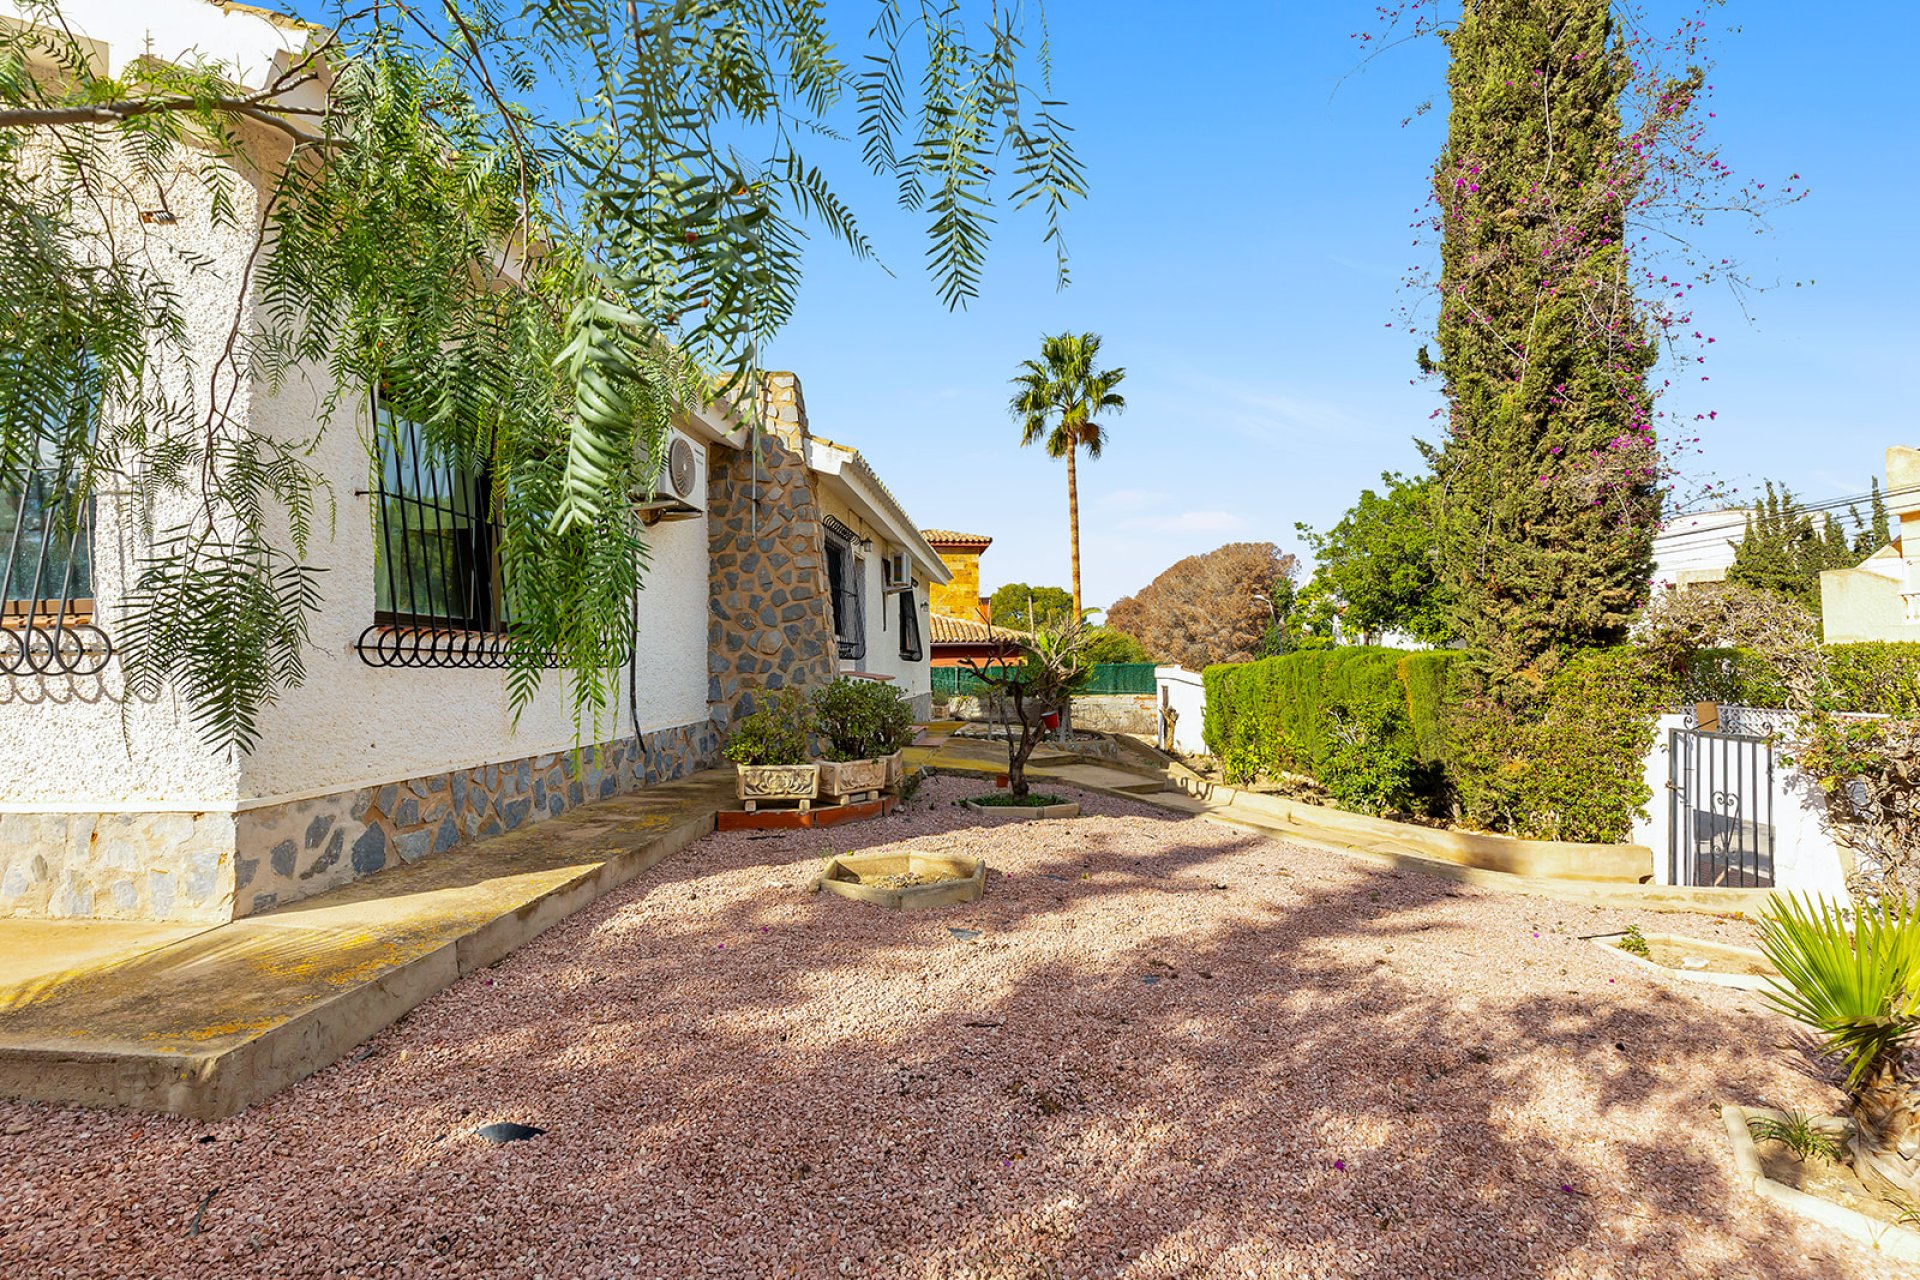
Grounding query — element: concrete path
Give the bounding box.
[0,769,734,1118]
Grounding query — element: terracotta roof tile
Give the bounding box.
[920,529,993,547]
[929,614,1028,645]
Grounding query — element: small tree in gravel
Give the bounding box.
[960,622,1093,800]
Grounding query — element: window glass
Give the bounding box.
[372,398,497,630]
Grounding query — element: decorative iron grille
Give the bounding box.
[355,399,550,670]
[1668,727,1776,887]
[2,461,110,677]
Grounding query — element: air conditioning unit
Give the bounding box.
[882,550,912,592]
[637,432,704,521]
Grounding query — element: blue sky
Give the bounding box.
[755,3,1917,611]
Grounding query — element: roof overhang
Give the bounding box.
[805,438,949,584]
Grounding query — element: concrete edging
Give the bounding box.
[1722,1105,1920,1262]
[960,799,1081,821]
[1588,932,1777,992]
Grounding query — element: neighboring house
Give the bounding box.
[1650,507,1749,593]
[920,530,1027,668]
[0,0,945,924]
[1822,446,1920,643]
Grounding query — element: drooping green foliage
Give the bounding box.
[1726,481,1880,613]
[1425,0,1659,690]
[1295,471,1451,646]
[1,0,1084,750]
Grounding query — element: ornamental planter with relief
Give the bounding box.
[735,763,820,812]
[817,757,887,801]
[883,750,906,788]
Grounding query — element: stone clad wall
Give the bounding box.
[1,718,717,922]
[232,719,717,916]
[0,811,237,923]
[705,372,837,732]
[930,548,985,621]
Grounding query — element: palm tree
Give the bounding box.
[1758,893,1920,1198]
[1009,332,1126,619]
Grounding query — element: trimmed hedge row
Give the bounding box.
[1202,647,1460,780]
[1687,641,1920,715]
[1202,646,1668,843]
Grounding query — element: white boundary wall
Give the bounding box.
[1154,665,1207,756]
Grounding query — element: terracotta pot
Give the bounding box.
[995,773,1009,788]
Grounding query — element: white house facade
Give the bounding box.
[0,0,945,923]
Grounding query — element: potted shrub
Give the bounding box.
[811,677,917,800]
[723,689,818,811]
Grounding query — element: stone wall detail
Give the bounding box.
[3,718,717,922]
[0,811,236,924]
[705,371,837,733]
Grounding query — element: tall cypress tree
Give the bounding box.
[1424,0,1660,692]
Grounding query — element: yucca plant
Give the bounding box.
[1757,893,1920,1195]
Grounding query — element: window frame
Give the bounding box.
[369,390,505,637]
[897,585,924,662]
[824,528,866,662]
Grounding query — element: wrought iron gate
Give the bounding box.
[1668,728,1776,887]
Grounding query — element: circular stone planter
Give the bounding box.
[1589,931,1777,991]
[1723,1104,1920,1262]
[813,851,986,911]
[961,798,1081,821]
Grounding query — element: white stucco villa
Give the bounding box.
[0,0,946,924]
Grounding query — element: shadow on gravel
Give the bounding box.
[1,777,1868,1278]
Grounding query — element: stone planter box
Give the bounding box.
[1723,1105,1920,1262]
[961,798,1081,821]
[817,757,888,802]
[735,763,820,812]
[813,850,986,911]
[882,750,906,788]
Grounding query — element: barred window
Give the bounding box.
[371,396,501,634]
[897,587,923,661]
[2,458,92,625]
[825,529,865,661]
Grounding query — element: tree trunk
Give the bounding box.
[1850,1057,1920,1199]
[1066,443,1082,619]
[1006,684,1033,799]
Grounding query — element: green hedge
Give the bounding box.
[1685,641,1920,714]
[1203,645,1664,842]
[1202,647,1462,779]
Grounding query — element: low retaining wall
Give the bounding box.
[1171,777,1653,884]
[1069,693,1156,736]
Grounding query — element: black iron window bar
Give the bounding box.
[1,459,111,677]
[823,525,866,662]
[355,401,552,671]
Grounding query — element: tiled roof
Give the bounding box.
[929,614,1028,645]
[920,529,993,547]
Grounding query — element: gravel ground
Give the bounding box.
[0,775,1899,1278]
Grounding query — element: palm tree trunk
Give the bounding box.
[1851,1058,1920,1199]
[1066,443,1082,618]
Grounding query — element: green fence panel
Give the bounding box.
[1082,663,1158,694]
[933,662,1156,697]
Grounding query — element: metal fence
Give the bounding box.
[932,662,1156,697]
[1668,726,1776,888]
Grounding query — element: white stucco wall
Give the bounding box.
[236,392,714,802]
[1155,665,1208,756]
[816,488,931,709]
[1,6,713,812]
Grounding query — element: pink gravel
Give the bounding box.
[0,775,1899,1277]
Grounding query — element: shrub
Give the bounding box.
[723,689,812,765]
[810,677,917,761]
[1319,697,1418,815]
[1445,648,1671,842]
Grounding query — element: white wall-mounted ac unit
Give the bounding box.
[637,432,704,521]
[882,550,912,592]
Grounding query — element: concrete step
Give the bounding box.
[0,770,734,1119]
